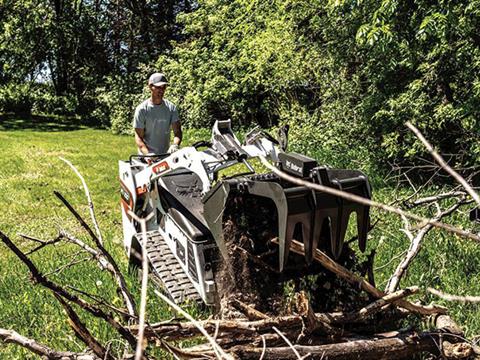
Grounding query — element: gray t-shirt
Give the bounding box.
[133,99,179,154]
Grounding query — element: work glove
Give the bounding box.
[168,144,179,153]
[145,152,156,165]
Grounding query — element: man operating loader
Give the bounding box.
[133,72,182,155]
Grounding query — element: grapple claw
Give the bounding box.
[203,152,371,273]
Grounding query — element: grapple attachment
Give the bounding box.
[203,153,371,271]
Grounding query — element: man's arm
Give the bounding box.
[172,121,182,146]
[134,128,149,155]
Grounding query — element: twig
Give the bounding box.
[128,210,154,360]
[386,198,465,293]
[54,192,137,318]
[272,326,302,360]
[428,288,480,303]
[154,289,233,360]
[407,191,467,207]
[258,156,480,243]
[43,256,90,277]
[66,285,136,319]
[406,122,480,208]
[59,157,104,245]
[19,233,63,255]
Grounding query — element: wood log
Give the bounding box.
[228,331,449,360]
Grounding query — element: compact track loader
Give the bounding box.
[119,120,372,305]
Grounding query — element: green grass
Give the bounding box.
[0,114,209,358]
[1,114,479,358]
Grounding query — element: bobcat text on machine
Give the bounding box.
[119,120,372,305]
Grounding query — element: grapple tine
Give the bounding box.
[247,181,289,271]
[357,207,370,252]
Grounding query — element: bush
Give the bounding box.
[31,88,79,116]
[0,83,33,115]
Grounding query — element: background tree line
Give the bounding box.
[1,0,479,170]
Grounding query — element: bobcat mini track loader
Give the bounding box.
[119,120,371,305]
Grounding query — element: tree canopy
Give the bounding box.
[1,0,479,168]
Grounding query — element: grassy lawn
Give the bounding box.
[0,114,479,358]
[0,114,208,358]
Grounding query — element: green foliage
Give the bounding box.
[159,0,305,128]
[93,71,149,133]
[155,0,480,170]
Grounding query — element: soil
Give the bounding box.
[214,192,375,320]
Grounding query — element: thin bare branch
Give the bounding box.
[272,326,302,360]
[259,156,480,243]
[386,197,466,293]
[154,289,233,360]
[428,288,480,303]
[54,192,137,318]
[406,122,480,208]
[19,233,63,255]
[59,157,104,245]
[127,210,154,360]
[407,191,467,207]
[345,287,419,322]
[44,256,90,277]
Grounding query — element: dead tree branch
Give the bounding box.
[0,230,138,349]
[60,157,104,245]
[54,191,137,318]
[54,294,115,360]
[428,288,480,303]
[0,328,99,360]
[344,286,419,322]
[406,121,480,208]
[386,197,466,293]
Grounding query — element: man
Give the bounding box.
[133,72,182,155]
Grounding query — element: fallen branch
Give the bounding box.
[54,294,114,360]
[386,197,465,293]
[227,331,461,360]
[0,328,99,360]
[345,286,419,322]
